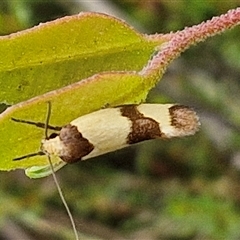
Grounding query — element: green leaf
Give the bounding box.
[0,12,162,104]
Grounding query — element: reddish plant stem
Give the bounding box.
[141,7,240,77]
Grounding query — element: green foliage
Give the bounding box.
[1,2,240,239]
[0,13,160,104]
[161,193,240,239]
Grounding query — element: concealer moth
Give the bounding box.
[11,103,200,240]
[12,103,200,166]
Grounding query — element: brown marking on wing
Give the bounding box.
[120,105,162,144]
[169,105,200,134]
[59,124,94,163]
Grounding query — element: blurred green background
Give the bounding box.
[1,1,240,239]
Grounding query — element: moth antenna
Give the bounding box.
[11,118,62,131]
[45,102,51,138]
[12,102,59,162]
[45,102,79,240]
[47,155,79,240]
[13,151,45,161]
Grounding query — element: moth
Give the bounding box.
[12,103,200,165]
[11,103,200,239]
